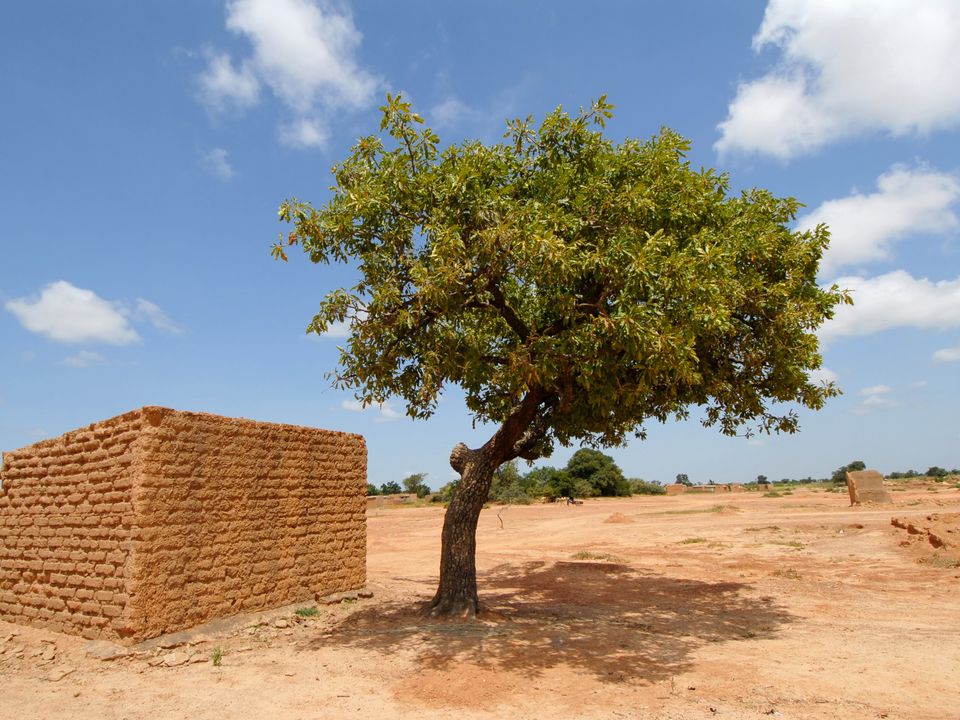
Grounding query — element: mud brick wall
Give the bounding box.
[0,407,366,643]
[0,411,141,640]
[126,407,366,640]
[846,469,892,505]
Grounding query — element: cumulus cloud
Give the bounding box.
[319,319,351,339]
[134,299,182,335]
[61,350,106,368]
[933,347,960,363]
[430,97,472,128]
[799,166,960,278]
[278,117,330,149]
[4,282,180,345]
[716,0,960,158]
[807,366,839,387]
[196,52,260,113]
[200,147,235,180]
[852,384,896,415]
[197,0,381,148]
[820,271,960,341]
[340,398,402,422]
[5,281,139,345]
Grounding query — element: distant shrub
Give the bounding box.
[631,479,666,495]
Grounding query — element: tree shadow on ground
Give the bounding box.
[304,560,794,685]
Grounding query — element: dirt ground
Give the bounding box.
[3,483,959,720]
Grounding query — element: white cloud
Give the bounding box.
[134,299,182,335]
[5,282,139,345]
[852,384,896,415]
[198,0,381,147]
[430,97,472,128]
[821,271,960,341]
[798,166,960,278]
[340,398,402,422]
[5,282,180,345]
[61,350,106,368]
[278,117,330,149]
[933,347,960,363]
[196,51,260,113]
[320,319,351,339]
[716,0,960,158]
[807,366,838,387]
[200,147,235,180]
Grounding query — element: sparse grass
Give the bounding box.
[763,491,783,498]
[770,568,802,580]
[678,537,707,544]
[744,525,781,532]
[658,504,739,516]
[919,555,960,569]
[295,606,319,617]
[211,647,223,666]
[571,550,622,562]
[770,540,805,549]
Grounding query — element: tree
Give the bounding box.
[275,94,846,616]
[380,480,402,495]
[631,478,666,495]
[524,466,573,500]
[402,472,431,498]
[565,448,631,496]
[488,461,531,504]
[831,460,866,484]
[756,474,767,483]
[366,483,380,496]
[926,466,947,478]
[675,473,692,486]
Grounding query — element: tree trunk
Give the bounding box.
[426,390,548,617]
[425,443,498,617]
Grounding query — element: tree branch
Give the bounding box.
[486,281,530,341]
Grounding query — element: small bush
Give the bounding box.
[919,554,960,569]
[631,479,666,495]
[211,647,223,666]
[763,491,783,498]
[295,606,319,617]
[678,537,707,544]
[571,550,621,562]
[770,568,802,580]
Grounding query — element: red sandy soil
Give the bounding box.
[3,483,959,720]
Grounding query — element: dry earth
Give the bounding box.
[2,483,959,720]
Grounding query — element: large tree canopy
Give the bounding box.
[275,95,847,615]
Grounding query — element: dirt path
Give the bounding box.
[2,485,958,719]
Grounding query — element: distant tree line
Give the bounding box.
[368,458,957,499]
[366,472,431,498]
[415,449,666,504]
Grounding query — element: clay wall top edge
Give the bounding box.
[0,407,145,457]
[2,406,364,460]
[139,406,365,443]
[846,469,884,482]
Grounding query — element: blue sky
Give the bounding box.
[2,0,958,488]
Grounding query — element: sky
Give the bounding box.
[1,0,959,489]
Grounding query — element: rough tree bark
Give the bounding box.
[426,390,548,617]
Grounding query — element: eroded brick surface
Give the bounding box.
[0,407,366,643]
